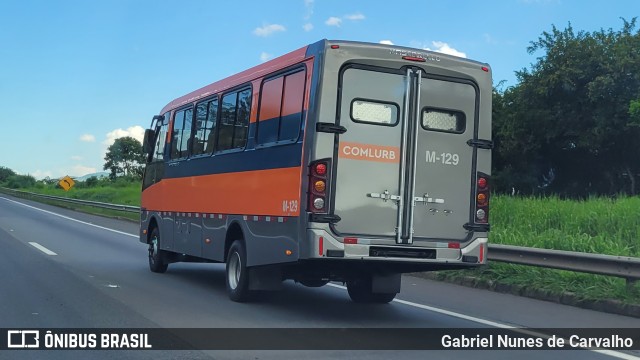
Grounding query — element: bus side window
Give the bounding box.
[257,69,305,145]
[217,93,236,151]
[171,110,185,159]
[193,98,218,156]
[205,98,218,153]
[181,108,193,158]
[233,89,251,148]
[257,77,283,144]
[152,112,170,161]
[217,87,251,152]
[170,107,193,159]
[279,71,305,141]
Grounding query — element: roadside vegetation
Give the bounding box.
[435,196,640,305]
[0,165,140,221]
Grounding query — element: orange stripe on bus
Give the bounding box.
[141,167,303,216]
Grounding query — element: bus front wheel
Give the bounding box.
[226,240,253,302]
[148,227,168,273]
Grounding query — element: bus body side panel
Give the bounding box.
[140,57,316,268]
[241,217,302,266]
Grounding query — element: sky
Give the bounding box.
[0,0,636,179]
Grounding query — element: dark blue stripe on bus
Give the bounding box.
[164,141,303,179]
[255,113,304,145]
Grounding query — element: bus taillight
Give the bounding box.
[309,159,330,213]
[475,172,490,223]
[314,163,327,176]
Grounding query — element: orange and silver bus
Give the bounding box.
[140,39,492,303]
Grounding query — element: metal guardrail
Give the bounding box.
[488,244,640,288]
[0,188,139,213]
[1,187,639,288]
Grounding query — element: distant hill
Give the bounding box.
[74,172,109,181]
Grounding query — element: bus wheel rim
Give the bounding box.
[149,237,158,263]
[228,252,241,290]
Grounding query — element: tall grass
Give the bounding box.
[447,195,640,304]
[22,182,141,206]
[491,196,640,257]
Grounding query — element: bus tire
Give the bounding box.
[347,277,396,304]
[226,240,252,302]
[148,227,168,273]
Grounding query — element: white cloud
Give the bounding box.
[260,52,273,62]
[71,165,97,177]
[304,0,314,19]
[253,24,286,37]
[325,17,342,27]
[104,125,145,146]
[379,40,394,45]
[326,13,365,27]
[427,41,467,58]
[71,155,83,161]
[31,165,97,179]
[31,170,53,180]
[303,23,314,32]
[344,13,365,21]
[483,33,498,45]
[79,134,95,142]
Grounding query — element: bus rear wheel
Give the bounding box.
[347,277,396,304]
[226,240,253,302]
[148,227,168,273]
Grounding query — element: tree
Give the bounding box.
[0,166,16,184]
[85,176,99,187]
[493,18,640,196]
[103,136,145,180]
[5,174,36,189]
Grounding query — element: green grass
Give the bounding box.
[0,181,141,221]
[439,195,640,304]
[490,195,640,257]
[19,182,141,206]
[436,264,640,304]
[5,183,640,304]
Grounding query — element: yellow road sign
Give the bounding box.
[58,176,76,191]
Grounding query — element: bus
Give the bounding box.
[140,39,492,303]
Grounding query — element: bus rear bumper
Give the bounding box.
[306,229,488,266]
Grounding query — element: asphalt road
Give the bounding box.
[0,194,639,360]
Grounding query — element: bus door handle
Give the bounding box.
[367,190,401,203]
[414,195,444,204]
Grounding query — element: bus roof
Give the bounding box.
[158,39,490,115]
[159,45,309,114]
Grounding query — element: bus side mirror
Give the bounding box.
[143,129,155,155]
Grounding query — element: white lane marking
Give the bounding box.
[29,242,58,256]
[1,197,137,238]
[327,283,639,359]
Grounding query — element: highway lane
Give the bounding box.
[0,194,639,360]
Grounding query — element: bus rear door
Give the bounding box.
[332,65,478,245]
